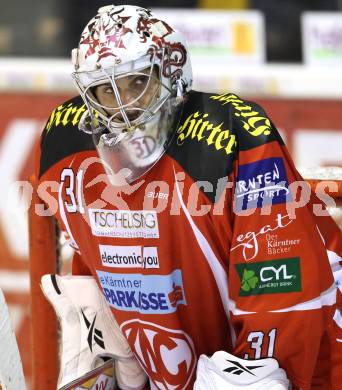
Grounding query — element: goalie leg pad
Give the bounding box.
[41,274,147,390]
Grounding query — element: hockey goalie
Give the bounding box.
[35,4,342,389]
[40,273,289,390]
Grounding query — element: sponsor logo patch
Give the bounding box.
[210,93,273,137]
[230,213,295,261]
[235,257,301,296]
[146,191,169,200]
[89,209,159,238]
[46,103,86,132]
[235,157,290,211]
[223,360,265,376]
[81,309,105,352]
[266,233,300,256]
[99,245,160,269]
[97,270,186,314]
[176,111,237,155]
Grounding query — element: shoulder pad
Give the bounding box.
[39,96,94,178]
[209,92,284,150]
[167,91,238,203]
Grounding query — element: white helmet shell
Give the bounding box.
[71,5,192,184]
[72,5,192,103]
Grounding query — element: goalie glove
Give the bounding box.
[41,274,148,390]
[194,351,290,390]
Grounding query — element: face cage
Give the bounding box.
[92,94,184,185]
[72,49,173,135]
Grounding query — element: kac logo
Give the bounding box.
[121,320,196,390]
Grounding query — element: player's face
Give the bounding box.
[94,67,160,122]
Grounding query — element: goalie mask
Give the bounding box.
[71,5,192,184]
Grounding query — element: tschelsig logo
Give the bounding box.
[89,209,159,238]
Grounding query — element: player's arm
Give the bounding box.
[305,178,342,387]
[35,105,92,276]
[224,96,340,389]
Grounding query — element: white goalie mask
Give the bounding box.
[71,5,192,184]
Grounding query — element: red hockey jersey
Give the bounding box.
[36,91,342,389]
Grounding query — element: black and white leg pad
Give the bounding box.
[41,274,147,390]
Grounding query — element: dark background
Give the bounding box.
[1,0,342,61]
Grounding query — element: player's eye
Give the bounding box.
[97,84,113,94]
[104,86,114,94]
[93,84,114,99]
[131,75,148,88]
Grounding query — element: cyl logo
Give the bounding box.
[235,257,301,296]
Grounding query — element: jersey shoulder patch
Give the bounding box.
[167,91,284,203]
[167,90,238,203]
[209,92,284,151]
[39,95,94,178]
